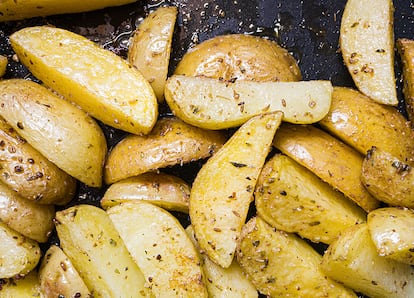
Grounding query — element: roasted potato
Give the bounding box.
[128,6,177,102]
[55,205,150,297]
[0,270,41,298]
[255,154,366,244]
[321,223,414,298]
[105,117,226,184]
[236,216,357,297]
[165,75,333,130]
[319,87,414,163]
[340,0,397,105]
[0,55,6,77]
[0,79,107,187]
[397,38,414,126]
[101,172,190,213]
[10,26,158,135]
[174,34,301,82]
[108,201,208,297]
[190,112,282,268]
[273,123,379,212]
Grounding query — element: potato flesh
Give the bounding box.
[397,38,414,127]
[190,112,282,268]
[165,75,333,129]
[0,55,7,77]
[0,270,41,298]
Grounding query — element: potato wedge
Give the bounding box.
[0,181,54,243]
[340,0,397,105]
[0,0,137,22]
[10,26,158,135]
[0,221,40,279]
[165,75,333,129]
[362,147,414,208]
[190,112,282,268]
[174,34,301,82]
[321,223,414,298]
[236,216,357,297]
[397,38,414,125]
[55,205,150,297]
[256,154,366,244]
[0,55,7,78]
[0,270,41,298]
[105,117,226,184]
[273,123,379,212]
[107,202,208,297]
[101,172,190,213]
[186,225,258,298]
[128,6,177,102]
[319,87,414,163]
[368,207,414,265]
[0,79,107,187]
[39,245,91,298]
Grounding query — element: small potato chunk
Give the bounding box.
[256,154,366,244]
[105,117,226,184]
[101,172,190,213]
[236,217,356,297]
[273,123,379,212]
[10,26,158,135]
[39,245,91,298]
[319,87,414,163]
[107,202,208,297]
[190,112,282,268]
[55,205,150,298]
[397,38,414,126]
[340,0,397,105]
[0,270,41,298]
[0,79,107,187]
[128,6,177,102]
[0,221,41,279]
[362,147,414,208]
[165,75,333,129]
[0,55,7,77]
[321,223,414,298]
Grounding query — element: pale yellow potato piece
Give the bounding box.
[0,55,7,77]
[107,202,208,298]
[55,205,150,298]
[256,154,366,244]
[165,75,333,130]
[128,6,177,102]
[273,123,380,212]
[101,172,190,213]
[0,270,41,298]
[340,0,397,105]
[397,38,414,126]
[236,217,357,297]
[0,79,107,187]
[10,26,158,135]
[321,223,414,298]
[0,221,41,279]
[0,0,137,21]
[105,117,226,184]
[190,112,282,268]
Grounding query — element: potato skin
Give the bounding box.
[0,270,41,297]
[175,34,301,82]
[397,38,414,126]
[0,55,6,78]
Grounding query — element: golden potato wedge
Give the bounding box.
[319,87,414,163]
[0,55,7,77]
[362,147,414,208]
[55,205,150,298]
[0,181,54,243]
[321,223,414,298]
[190,112,282,268]
[236,216,357,297]
[368,207,414,265]
[0,0,137,22]
[0,270,41,298]
[0,221,41,279]
[39,245,91,298]
[105,117,226,184]
[174,34,301,82]
[397,38,414,126]
[256,154,366,244]
[273,123,379,212]
[128,6,177,102]
[0,79,107,187]
[0,116,76,204]
[165,75,333,129]
[107,202,208,297]
[186,225,258,298]
[10,26,158,135]
[101,172,190,213]
[340,0,397,105]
